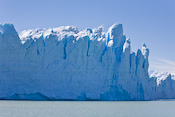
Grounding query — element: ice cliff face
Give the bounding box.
[149,71,175,99]
[0,23,175,100]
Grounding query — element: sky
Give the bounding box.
[0,0,175,74]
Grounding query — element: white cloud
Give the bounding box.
[149,57,175,74]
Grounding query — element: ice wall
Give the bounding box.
[0,23,175,100]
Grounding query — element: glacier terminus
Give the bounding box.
[0,23,174,101]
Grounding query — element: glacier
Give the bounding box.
[0,23,175,100]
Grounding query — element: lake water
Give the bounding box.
[0,100,175,117]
